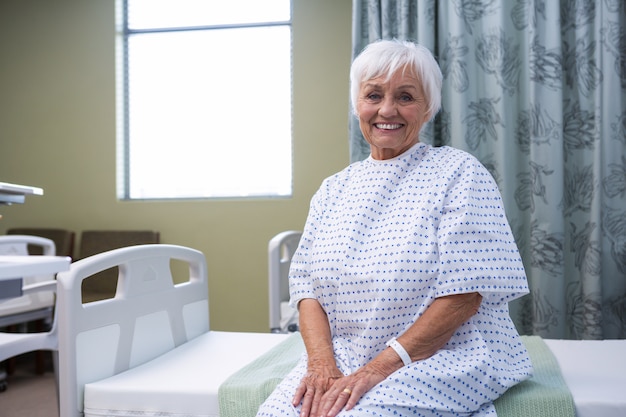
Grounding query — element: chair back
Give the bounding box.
[268,231,301,332]
[56,244,208,417]
[0,235,56,319]
[78,230,160,302]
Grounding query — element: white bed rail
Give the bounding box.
[268,231,301,333]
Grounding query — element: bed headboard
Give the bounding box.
[56,244,209,417]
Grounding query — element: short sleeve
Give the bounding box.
[288,186,324,308]
[435,154,529,303]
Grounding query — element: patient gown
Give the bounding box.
[257,143,533,417]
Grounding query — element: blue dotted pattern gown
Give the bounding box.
[257,143,532,417]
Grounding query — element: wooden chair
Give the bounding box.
[78,230,160,302]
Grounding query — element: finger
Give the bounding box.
[309,385,326,417]
[299,389,314,417]
[324,387,352,417]
[292,382,306,406]
[343,386,361,411]
[317,386,347,417]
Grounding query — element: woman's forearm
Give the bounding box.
[293,298,343,417]
[364,292,483,376]
[398,292,483,361]
[298,298,337,368]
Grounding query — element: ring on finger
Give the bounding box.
[342,388,352,395]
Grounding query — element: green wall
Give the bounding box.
[0,0,352,332]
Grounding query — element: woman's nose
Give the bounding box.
[378,97,398,117]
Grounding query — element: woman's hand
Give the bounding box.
[316,345,403,417]
[315,365,385,417]
[292,361,343,417]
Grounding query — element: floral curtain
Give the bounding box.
[351,0,626,339]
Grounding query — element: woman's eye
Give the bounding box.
[398,94,414,102]
[366,93,382,101]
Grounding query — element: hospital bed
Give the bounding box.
[54,238,626,417]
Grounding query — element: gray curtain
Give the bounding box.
[351,0,626,340]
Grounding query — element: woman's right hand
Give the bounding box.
[293,361,344,417]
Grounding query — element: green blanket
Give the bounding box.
[218,334,575,417]
[493,336,575,416]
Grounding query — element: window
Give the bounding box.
[116,0,292,199]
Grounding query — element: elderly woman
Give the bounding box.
[257,39,532,417]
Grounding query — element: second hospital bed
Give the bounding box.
[55,237,626,417]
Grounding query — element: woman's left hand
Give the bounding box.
[316,364,389,417]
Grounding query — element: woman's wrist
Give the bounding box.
[386,337,412,366]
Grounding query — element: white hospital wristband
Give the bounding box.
[386,337,412,366]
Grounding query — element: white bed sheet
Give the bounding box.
[83,331,290,417]
[544,339,626,417]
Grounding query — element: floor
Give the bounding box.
[0,352,58,417]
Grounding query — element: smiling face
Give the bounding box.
[356,67,429,160]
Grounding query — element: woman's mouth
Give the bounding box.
[374,123,403,130]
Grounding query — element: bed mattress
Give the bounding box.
[83,334,626,417]
[544,339,626,417]
[83,331,290,417]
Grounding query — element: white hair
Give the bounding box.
[350,39,443,121]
